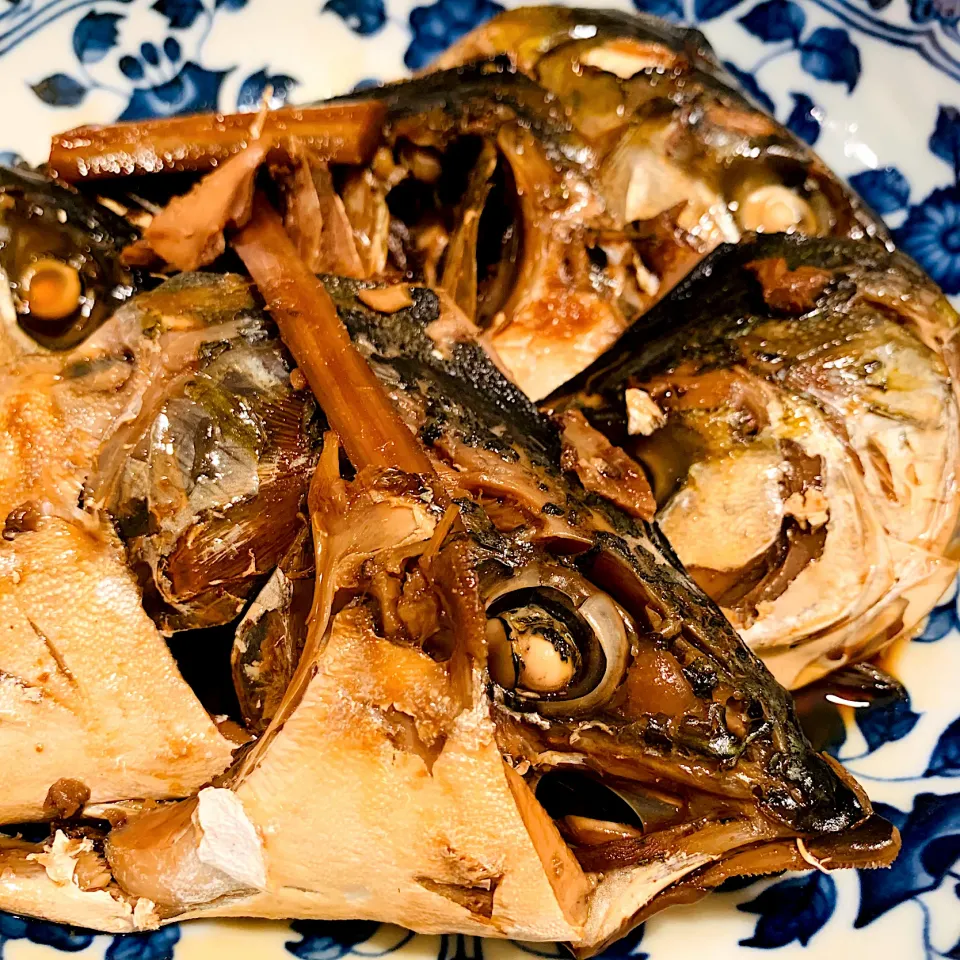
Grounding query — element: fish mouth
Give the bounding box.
[570,811,898,957]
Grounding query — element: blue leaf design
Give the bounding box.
[325,0,386,34]
[784,92,820,145]
[236,68,298,111]
[72,11,123,65]
[855,694,920,753]
[405,0,504,70]
[930,106,960,175]
[738,872,836,948]
[721,61,775,113]
[799,27,861,91]
[695,0,744,20]
[30,73,87,107]
[0,151,25,167]
[927,717,960,777]
[895,185,960,295]
[285,919,380,959]
[857,792,960,926]
[849,166,911,215]
[0,913,95,951]
[106,927,181,960]
[152,0,205,29]
[118,62,229,121]
[633,0,684,21]
[216,0,247,6]
[352,77,382,91]
[738,0,805,44]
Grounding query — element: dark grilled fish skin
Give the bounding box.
[0,165,142,355]
[546,234,960,689]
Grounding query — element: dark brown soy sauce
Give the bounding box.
[792,658,909,753]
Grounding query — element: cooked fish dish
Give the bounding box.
[548,234,960,689]
[1,4,956,953]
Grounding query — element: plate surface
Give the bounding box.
[0,0,958,958]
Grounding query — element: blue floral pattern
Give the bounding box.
[738,872,837,948]
[0,0,958,958]
[405,0,505,69]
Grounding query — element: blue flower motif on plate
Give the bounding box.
[105,926,181,960]
[325,0,388,36]
[896,186,960,293]
[908,0,959,25]
[118,61,231,120]
[405,0,505,69]
[0,913,94,953]
[738,872,837,949]
[236,68,299,110]
[856,793,960,928]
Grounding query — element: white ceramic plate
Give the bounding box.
[0,1,958,958]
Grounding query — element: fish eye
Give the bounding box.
[737,184,816,234]
[19,258,82,321]
[484,564,631,715]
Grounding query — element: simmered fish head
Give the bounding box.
[322,277,889,834]
[416,7,887,398]
[548,234,960,688]
[0,274,897,952]
[0,270,322,632]
[0,166,141,357]
[433,7,882,242]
